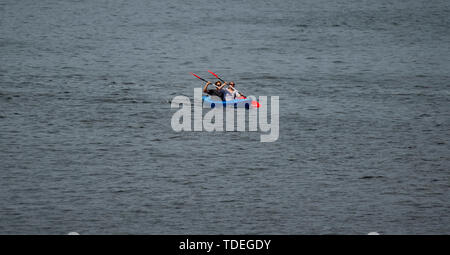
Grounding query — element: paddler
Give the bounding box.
[225,81,244,100]
[203,81,227,101]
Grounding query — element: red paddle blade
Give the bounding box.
[251,101,261,108]
[207,70,219,79]
[190,72,201,79]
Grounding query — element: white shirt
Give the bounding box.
[223,88,237,101]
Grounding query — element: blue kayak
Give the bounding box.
[202,95,253,109]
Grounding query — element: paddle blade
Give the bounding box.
[251,101,261,108]
[190,72,207,82]
[207,70,219,79]
[190,72,200,79]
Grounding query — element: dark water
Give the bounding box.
[1,0,449,234]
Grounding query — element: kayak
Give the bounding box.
[202,96,259,109]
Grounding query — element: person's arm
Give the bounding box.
[203,81,211,93]
[228,86,239,96]
[231,87,244,97]
[217,82,227,90]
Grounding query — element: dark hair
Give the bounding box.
[215,81,222,86]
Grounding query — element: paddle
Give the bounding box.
[207,70,225,83]
[190,72,209,83]
[191,72,223,92]
[207,70,246,98]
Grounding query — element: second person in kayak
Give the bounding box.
[224,81,244,100]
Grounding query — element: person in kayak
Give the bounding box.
[224,81,244,100]
[203,81,226,101]
[223,81,238,101]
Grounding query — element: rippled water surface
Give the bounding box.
[1,0,449,234]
